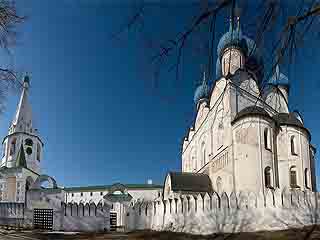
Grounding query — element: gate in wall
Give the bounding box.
[33,209,53,230]
[110,212,117,231]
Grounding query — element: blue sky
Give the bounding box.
[0,1,319,188]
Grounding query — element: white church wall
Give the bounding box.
[277,126,311,191]
[233,117,269,193]
[183,82,233,174]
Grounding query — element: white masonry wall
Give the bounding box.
[125,189,320,234]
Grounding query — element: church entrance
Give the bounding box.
[110,212,117,231]
[33,208,53,230]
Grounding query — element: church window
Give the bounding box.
[217,120,224,149]
[291,136,297,155]
[26,147,32,155]
[264,167,272,188]
[71,193,74,197]
[290,166,298,188]
[90,192,93,196]
[2,142,6,157]
[80,192,83,197]
[100,192,103,196]
[36,143,41,161]
[264,128,271,150]
[25,139,33,146]
[304,168,309,189]
[191,148,197,171]
[201,142,206,166]
[10,138,16,156]
[216,176,222,193]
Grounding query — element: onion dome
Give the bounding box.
[194,72,210,104]
[268,65,289,86]
[216,18,264,80]
[217,19,243,58]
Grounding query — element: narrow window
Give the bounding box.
[100,192,103,196]
[217,121,224,149]
[264,167,272,188]
[10,138,16,156]
[201,142,206,166]
[264,128,271,150]
[90,192,93,196]
[2,142,6,157]
[80,192,83,197]
[291,136,297,155]
[216,176,222,193]
[36,143,41,161]
[71,193,74,197]
[290,166,298,187]
[304,168,309,189]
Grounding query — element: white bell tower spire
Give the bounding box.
[1,74,43,174]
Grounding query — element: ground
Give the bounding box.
[0,226,320,240]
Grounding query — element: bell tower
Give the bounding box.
[1,75,43,174]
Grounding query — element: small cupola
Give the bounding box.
[194,71,210,105]
[268,65,290,102]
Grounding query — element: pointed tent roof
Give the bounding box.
[15,144,27,168]
[10,75,33,134]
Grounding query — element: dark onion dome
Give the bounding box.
[232,106,271,123]
[216,19,264,81]
[268,65,289,86]
[168,172,213,193]
[24,74,30,84]
[194,74,210,104]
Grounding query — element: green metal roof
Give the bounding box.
[15,144,27,168]
[64,183,163,192]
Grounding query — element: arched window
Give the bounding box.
[201,142,206,166]
[25,139,33,146]
[2,142,6,157]
[190,148,196,171]
[304,168,309,189]
[10,138,16,156]
[36,143,41,161]
[216,176,222,193]
[290,166,298,187]
[264,128,271,150]
[291,136,297,155]
[264,167,272,188]
[217,121,224,149]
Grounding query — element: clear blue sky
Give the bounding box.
[0,1,319,188]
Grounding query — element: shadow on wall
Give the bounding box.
[61,202,110,232]
[126,188,320,235]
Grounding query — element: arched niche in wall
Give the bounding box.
[31,175,57,189]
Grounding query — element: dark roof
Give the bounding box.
[168,172,213,193]
[273,112,304,128]
[232,106,271,123]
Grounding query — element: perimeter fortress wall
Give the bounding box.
[126,188,320,234]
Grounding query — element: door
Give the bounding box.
[33,208,53,230]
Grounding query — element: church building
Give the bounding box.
[0,17,317,232]
[164,18,317,199]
